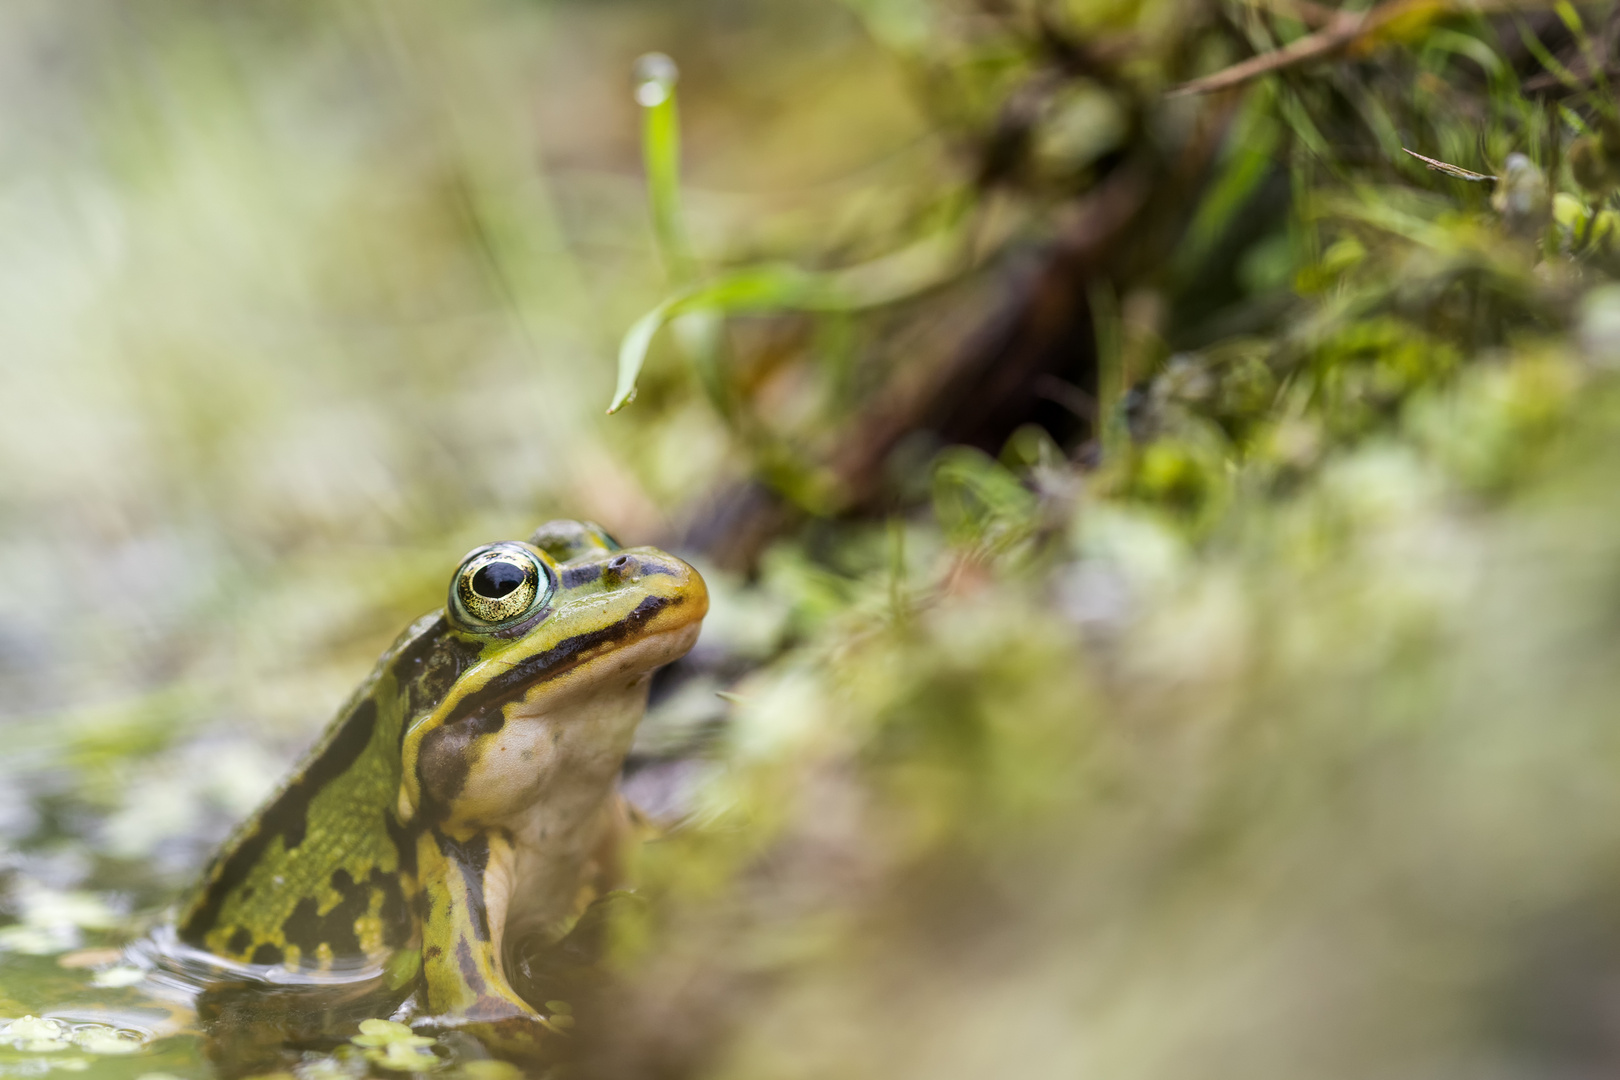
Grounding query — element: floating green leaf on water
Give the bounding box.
[349,1019,418,1048]
[0,925,74,957]
[0,886,123,957]
[1,1017,151,1059]
[350,1019,438,1073]
[366,1042,439,1073]
[70,1028,143,1056]
[3,1015,71,1052]
[87,968,145,990]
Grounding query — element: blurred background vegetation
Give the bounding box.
[9,0,1620,1077]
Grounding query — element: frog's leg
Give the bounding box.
[415,826,553,1057]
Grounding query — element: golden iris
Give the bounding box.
[453,546,545,625]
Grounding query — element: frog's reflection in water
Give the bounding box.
[163,899,624,1077]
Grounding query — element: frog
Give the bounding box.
[167,520,708,1058]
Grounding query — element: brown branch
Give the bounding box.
[1169,4,1384,96]
[1169,0,1542,97]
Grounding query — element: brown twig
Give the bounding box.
[1170,0,1542,96]
[1169,3,1385,96]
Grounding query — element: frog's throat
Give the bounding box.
[397,595,704,829]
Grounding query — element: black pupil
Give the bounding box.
[471,560,528,599]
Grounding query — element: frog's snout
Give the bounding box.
[608,547,709,622]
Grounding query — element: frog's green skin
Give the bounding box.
[173,521,707,1053]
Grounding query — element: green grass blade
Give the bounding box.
[608,235,963,413]
[635,53,696,285]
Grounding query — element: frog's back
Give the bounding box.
[177,613,481,972]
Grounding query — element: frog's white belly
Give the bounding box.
[474,623,702,944]
[500,683,648,942]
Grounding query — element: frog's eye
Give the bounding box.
[450,544,554,628]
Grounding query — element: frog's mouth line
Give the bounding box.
[447,593,698,727]
[501,618,705,722]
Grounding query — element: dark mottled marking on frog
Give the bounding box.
[179,698,379,943]
[226,927,252,955]
[448,940,522,1021]
[433,829,493,942]
[466,992,523,1022]
[559,563,602,589]
[413,595,676,815]
[455,938,482,986]
[250,943,283,966]
[378,869,411,948]
[416,709,507,821]
[385,811,418,880]
[395,618,486,729]
[425,944,443,960]
[278,865,413,962]
[273,698,379,851]
[285,899,346,957]
[454,937,488,998]
[286,872,361,957]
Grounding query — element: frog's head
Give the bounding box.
[395,520,707,830]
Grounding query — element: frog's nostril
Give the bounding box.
[609,554,633,571]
